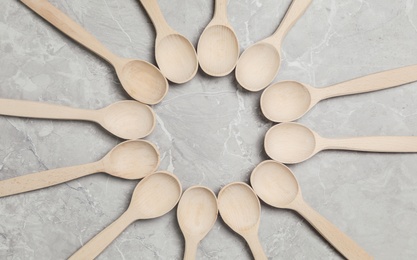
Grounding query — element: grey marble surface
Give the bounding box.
[1,0,417,259]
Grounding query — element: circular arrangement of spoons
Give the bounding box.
[2,0,417,259]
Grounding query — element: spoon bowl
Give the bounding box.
[235,42,281,92]
[177,186,218,259]
[156,34,198,84]
[261,81,313,122]
[198,25,239,76]
[103,140,160,179]
[69,171,182,259]
[100,100,156,140]
[264,122,318,164]
[250,160,373,259]
[117,59,169,104]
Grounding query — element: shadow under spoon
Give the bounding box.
[139,0,198,83]
[0,99,156,139]
[235,0,312,92]
[0,140,160,197]
[197,0,239,77]
[21,0,168,105]
[177,186,218,260]
[261,64,417,122]
[251,160,373,260]
[218,182,267,260]
[69,171,182,260]
[265,122,417,164]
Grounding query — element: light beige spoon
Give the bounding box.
[21,0,168,105]
[197,0,239,77]
[0,99,155,139]
[261,64,417,122]
[0,140,160,197]
[177,186,218,260]
[139,0,198,83]
[235,0,312,92]
[251,160,373,260]
[218,182,267,260]
[265,122,417,164]
[69,171,182,260]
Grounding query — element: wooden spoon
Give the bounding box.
[261,64,417,122]
[21,0,168,105]
[139,0,198,83]
[0,99,155,139]
[69,171,182,260]
[235,0,312,92]
[197,0,239,77]
[251,160,373,260]
[0,140,159,197]
[265,122,417,164]
[218,182,267,260]
[177,186,218,260]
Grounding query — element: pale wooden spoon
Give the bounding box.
[69,171,182,260]
[235,0,312,92]
[21,0,168,105]
[265,122,417,164]
[261,64,417,122]
[0,140,160,197]
[177,186,218,260]
[0,99,155,139]
[139,0,198,83]
[197,0,239,77]
[251,160,373,260]
[218,182,267,260]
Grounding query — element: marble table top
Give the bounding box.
[1,0,417,259]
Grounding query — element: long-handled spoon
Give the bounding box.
[177,186,218,260]
[0,140,160,197]
[0,99,155,139]
[69,171,182,260]
[261,64,417,122]
[197,0,239,77]
[265,122,417,164]
[218,183,267,260]
[21,0,168,105]
[235,0,312,92]
[139,0,198,83]
[251,160,373,260]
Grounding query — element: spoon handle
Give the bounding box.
[20,0,121,65]
[319,64,417,99]
[139,0,171,35]
[0,98,95,121]
[270,0,312,45]
[183,237,199,260]
[69,210,135,260]
[0,161,102,197]
[214,0,228,22]
[325,136,417,153]
[242,231,268,260]
[293,199,373,260]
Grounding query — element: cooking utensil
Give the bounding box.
[197,0,239,77]
[235,0,312,91]
[0,99,155,139]
[69,171,182,259]
[251,160,373,260]
[261,64,417,122]
[139,0,198,83]
[0,140,159,197]
[265,122,417,164]
[218,182,267,260]
[21,0,168,105]
[177,186,218,260]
